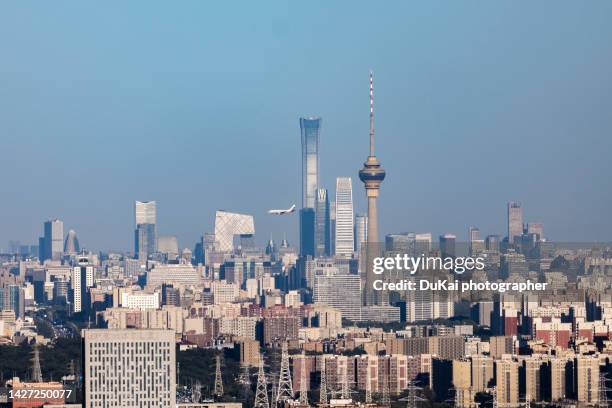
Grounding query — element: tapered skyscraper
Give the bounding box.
[300,117,321,257]
[359,71,386,306]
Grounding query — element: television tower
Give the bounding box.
[359,71,386,306]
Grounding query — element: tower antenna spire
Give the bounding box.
[369,70,375,157]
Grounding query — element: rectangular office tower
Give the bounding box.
[135,200,157,259]
[335,177,355,258]
[71,260,94,314]
[83,329,176,408]
[507,201,523,245]
[299,208,315,257]
[42,219,64,261]
[315,188,331,257]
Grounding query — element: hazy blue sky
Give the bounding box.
[1,2,611,251]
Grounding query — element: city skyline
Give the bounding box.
[2,2,612,250]
[2,4,612,407]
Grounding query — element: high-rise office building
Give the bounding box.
[213,210,255,253]
[299,208,315,257]
[63,229,80,256]
[315,188,331,257]
[359,72,386,306]
[43,219,64,261]
[83,329,176,408]
[507,202,523,245]
[158,235,179,259]
[329,201,336,255]
[439,234,456,258]
[354,214,367,254]
[335,177,355,258]
[313,270,361,321]
[485,234,500,252]
[468,227,480,242]
[385,232,432,256]
[300,117,321,209]
[71,256,94,314]
[300,117,321,258]
[0,284,25,318]
[134,201,157,259]
[468,227,485,256]
[526,222,544,240]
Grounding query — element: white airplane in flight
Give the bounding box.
[268,204,296,215]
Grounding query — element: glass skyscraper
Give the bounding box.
[354,214,367,253]
[43,219,64,261]
[315,188,331,257]
[134,201,157,259]
[300,117,321,209]
[300,117,321,257]
[299,208,315,257]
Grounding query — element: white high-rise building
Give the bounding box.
[71,257,94,313]
[335,177,354,258]
[83,329,176,408]
[313,268,361,321]
[135,200,157,224]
